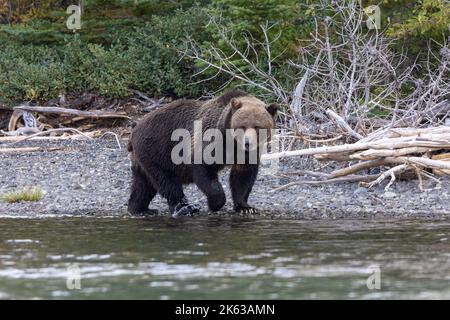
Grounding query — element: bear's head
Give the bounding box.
[229,96,278,152]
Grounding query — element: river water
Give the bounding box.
[0,216,449,299]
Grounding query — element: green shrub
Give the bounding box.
[209,0,314,61]
[364,0,450,52]
[0,7,216,105]
[1,0,447,107]
[0,43,64,102]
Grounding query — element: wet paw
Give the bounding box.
[171,203,201,218]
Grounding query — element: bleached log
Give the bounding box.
[326,108,364,140]
[270,174,379,192]
[0,134,94,142]
[262,134,450,161]
[10,128,94,145]
[366,164,411,189]
[358,126,450,143]
[431,153,450,175]
[0,147,67,153]
[331,156,450,178]
[13,105,131,119]
[314,152,354,161]
[386,156,450,170]
[350,147,437,160]
[368,135,450,149]
[262,143,370,161]
[331,159,386,177]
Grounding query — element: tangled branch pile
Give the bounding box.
[185,0,449,138]
[263,126,450,192]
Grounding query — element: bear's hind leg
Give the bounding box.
[145,164,200,217]
[230,164,259,214]
[193,165,226,212]
[128,162,158,216]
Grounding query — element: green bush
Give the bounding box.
[0,8,216,105]
[364,0,450,52]
[209,0,314,61]
[0,0,447,107]
[121,10,218,97]
[0,43,64,102]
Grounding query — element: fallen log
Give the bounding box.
[13,105,131,120]
[331,159,385,177]
[9,128,94,145]
[0,134,95,142]
[270,174,379,192]
[350,147,437,160]
[266,125,450,191]
[387,156,450,170]
[365,164,411,190]
[263,132,450,161]
[325,108,364,140]
[357,126,450,143]
[432,153,450,175]
[0,147,71,153]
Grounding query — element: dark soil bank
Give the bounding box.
[1,139,449,219]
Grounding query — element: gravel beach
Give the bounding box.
[1,138,450,219]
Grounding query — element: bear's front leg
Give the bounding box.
[193,165,226,212]
[230,164,259,214]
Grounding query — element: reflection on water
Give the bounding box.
[0,216,449,299]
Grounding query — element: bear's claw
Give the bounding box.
[237,207,257,214]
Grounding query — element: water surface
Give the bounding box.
[0,216,449,299]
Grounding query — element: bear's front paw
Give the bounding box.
[235,206,257,214]
[208,192,226,212]
[171,202,201,218]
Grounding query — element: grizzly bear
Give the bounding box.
[127,90,278,217]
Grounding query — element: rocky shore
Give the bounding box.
[1,139,449,219]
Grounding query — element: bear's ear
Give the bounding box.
[231,98,242,111]
[266,103,278,118]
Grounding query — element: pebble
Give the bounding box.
[383,191,397,198]
[1,139,450,219]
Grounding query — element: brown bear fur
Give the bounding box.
[127,90,277,216]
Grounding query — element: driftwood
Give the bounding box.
[0,133,97,142]
[270,174,379,193]
[350,147,437,160]
[263,134,450,161]
[5,105,131,144]
[365,164,410,190]
[265,126,450,191]
[432,153,450,175]
[330,159,385,178]
[325,108,363,140]
[9,128,94,145]
[13,105,130,120]
[0,147,72,153]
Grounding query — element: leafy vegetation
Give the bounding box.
[0,5,217,104]
[0,0,448,106]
